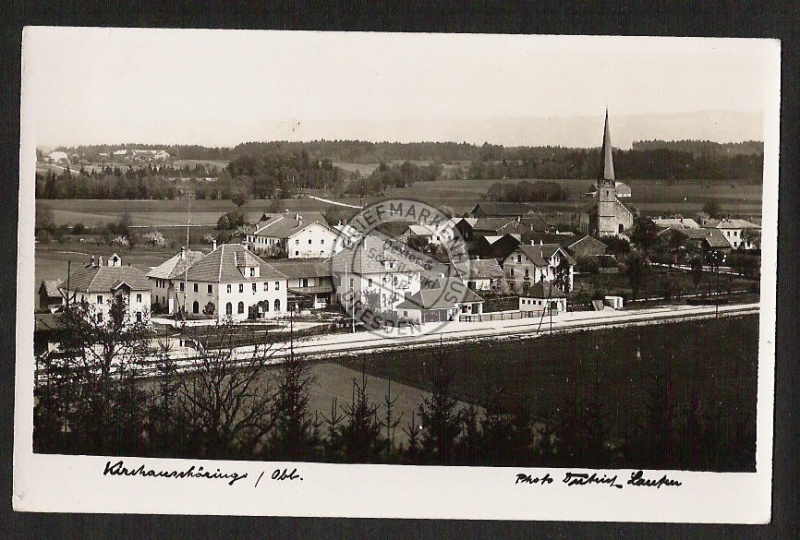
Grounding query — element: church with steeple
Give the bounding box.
[579,110,635,238]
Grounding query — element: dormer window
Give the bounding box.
[249,267,255,277]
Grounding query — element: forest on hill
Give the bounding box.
[39,139,764,200]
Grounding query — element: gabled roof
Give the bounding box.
[62,264,150,293]
[146,249,205,280]
[39,279,64,298]
[250,212,331,239]
[331,235,426,275]
[715,219,760,230]
[396,278,484,310]
[567,234,607,253]
[523,281,567,299]
[523,231,577,248]
[461,258,504,280]
[652,218,701,230]
[482,234,522,245]
[471,202,536,217]
[473,217,529,233]
[268,259,332,279]
[678,228,731,249]
[185,244,288,283]
[514,244,577,267]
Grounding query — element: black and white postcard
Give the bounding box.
[14,28,780,521]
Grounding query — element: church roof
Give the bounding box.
[601,108,615,181]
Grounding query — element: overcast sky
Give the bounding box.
[23,28,778,149]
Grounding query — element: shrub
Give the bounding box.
[72,223,87,235]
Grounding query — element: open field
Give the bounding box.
[36,175,762,229]
[337,314,758,470]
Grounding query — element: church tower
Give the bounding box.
[596,109,620,237]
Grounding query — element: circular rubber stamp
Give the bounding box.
[331,199,473,338]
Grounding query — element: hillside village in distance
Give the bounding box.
[32,112,764,468]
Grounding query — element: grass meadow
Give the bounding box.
[337,314,759,470]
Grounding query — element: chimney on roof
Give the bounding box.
[180,246,185,259]
[90,255,95,266]
[212,239,217,251]
[98,256,103,267]
[540,240,543,246]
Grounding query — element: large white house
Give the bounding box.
[58,254,151,325]
[178,244,289,322]
[502,241,576,294]
[245,212,339,259]
[331,235,425,314]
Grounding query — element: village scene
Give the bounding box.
[32,111,763,470]
[27,32,765,471]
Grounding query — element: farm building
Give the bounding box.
[245,212,338,259]
[567,235,608,258]
[471,233,521,263]
[519,281,568,315]
[579,110,636,238]
[662,228,732,253]
[395,277,484,324]
[470,202,536,219]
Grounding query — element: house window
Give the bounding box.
[274,299,281,311]
[321,239,324,244]
[524,269,529,278]
[237,301,244,314]
[136,312,142,323]
[349,278,354,288]
[295,251,299,256]
[308,239,312,244]
[252,283,257,293]
[192,301,199,314]
[250,267,255,277]
[96,295,103,304]
[295,239,299,245]
[517,255,522,263]
[208,284,213,294]
[264,301,269,312]
[239,284,244,293]
[226,284,232,293]
[193,283,198,293]
[510,269,515,277]
[368,278,373,287]
[263,282,268,291]
[301,278,308,288]
[179,282,184,292]
[97,313,103,323]
[226,302,232,315]
[136,293,142,303]
[275,281,280,290]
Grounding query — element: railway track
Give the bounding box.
[35,303,759,381]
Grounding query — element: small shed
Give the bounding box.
[519,281,567,315]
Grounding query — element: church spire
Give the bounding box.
[601,108,615,182]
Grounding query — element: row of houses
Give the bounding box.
[652,217,761,251]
